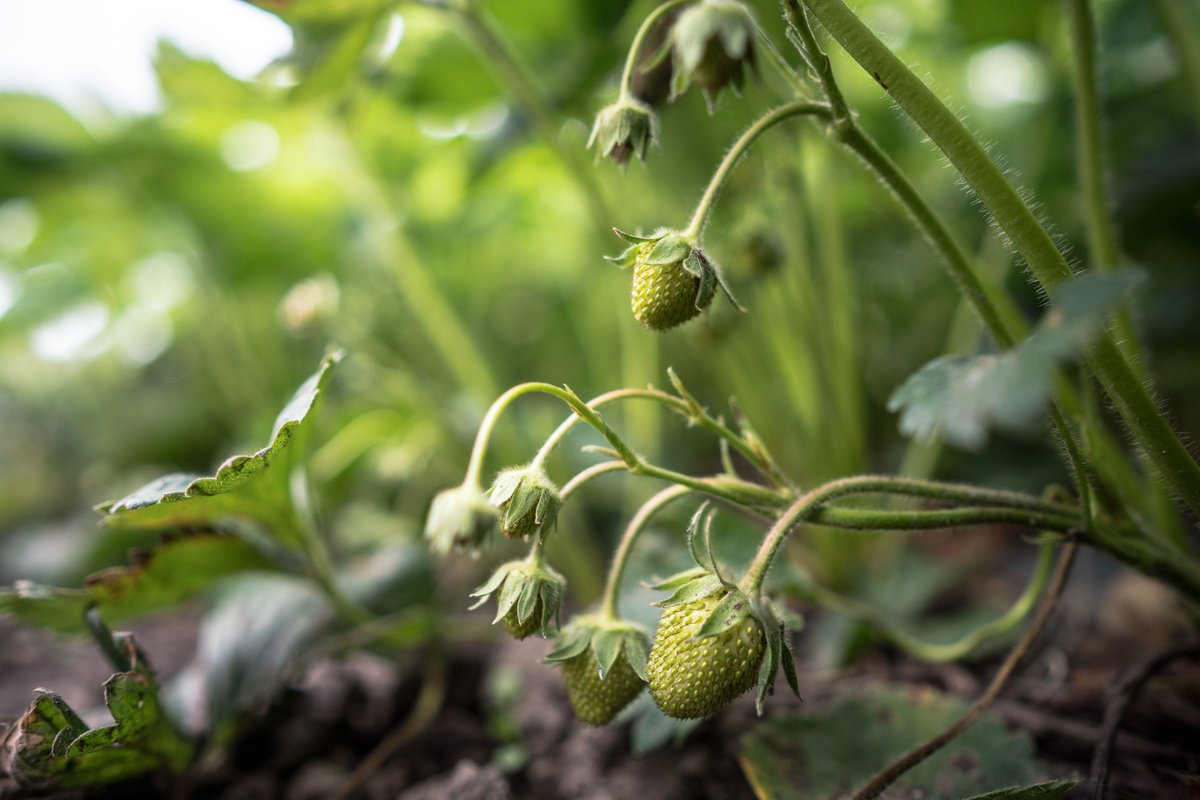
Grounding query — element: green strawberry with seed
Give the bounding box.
[606,228,742,332]
[648,589,765,719]
[501,596,544,640]
[470,558,565,640]
[545,614,651,725]
[561,647,644,725]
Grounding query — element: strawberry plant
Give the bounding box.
[2,0,1199,797]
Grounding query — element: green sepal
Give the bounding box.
[469,562,513,605]
[644,233,693,266]
[538,580,564,632]
[516,577,539,625]
[694,587,752,640]
[489,470,523,507]
[653,574,723,608]
[612,227,662,244]
[491,567,525,622]
[686,503,719,573]
[593,628,626,679]
[779,623,802,700]
[648,565,709,591]
[604,243,641,267]
[623,630,651,682]
[545,625,594,663]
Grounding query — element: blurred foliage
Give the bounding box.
[0,0,1197,607]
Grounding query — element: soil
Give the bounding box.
[1,549,1198,800]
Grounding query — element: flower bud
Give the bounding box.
[423,483,499,557]
[588,97,657,169]
[469,558,566,640]
[488,465,560,539]
[669,0,757,110]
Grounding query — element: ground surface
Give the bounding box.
[1,546,1198,799]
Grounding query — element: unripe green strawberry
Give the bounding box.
[561,648,644,726]
[632,248,708,331]
[607,229,741,332]
[501,596,543,640]
[648,591,765,719]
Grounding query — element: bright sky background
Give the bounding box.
[0,0,293,118]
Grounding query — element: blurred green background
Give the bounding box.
[0,0,1197,601]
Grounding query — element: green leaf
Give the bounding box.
[3,635,192,789]
[97,352,341,544]
[0,533,272,634]
[623,631,650,682]
[643,234,691,266]
[176,573,335,742]
[961,781,1080,800]
[888,272,1142,450]
[738,688,1044,800]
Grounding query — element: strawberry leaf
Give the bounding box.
[97,352,342,545]
[653,574,722,608]
[3,634,192,789]
[0,532,272,634]
[592,628,626,679]
[888,272,1142,450]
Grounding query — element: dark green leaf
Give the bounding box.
[3,636,192,789]
[653,574,722,608]
[0,533,272,634]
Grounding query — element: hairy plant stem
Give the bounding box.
[782,0,1150,524]
[798,0,1200,516]
[559,461,626,501]
[682,100,831,241]
[851,541,1078,800]
[801,542,1054,662]
[740,476,1081,595]
[601,485,692,620]
[461,382,790,509]
[619,0,691,100]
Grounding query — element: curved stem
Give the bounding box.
[601,485,692,619]
[619,0,691,98]
[851,541,1078,800]
[531,385,788,487]
[800,0,1200,515]
[741,475,1080,594]
[806,542,1054,662]
[683,100,831,240]
[464,382,559,487]
[560,460,626,501]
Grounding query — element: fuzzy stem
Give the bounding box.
[559,461,626,501]
[601,485,692,620]
[806,541,1054,662]
[851,541,1078,800]
[532,385,788,487]
[741,476,1080,594]
[619,0,691,99]
[799,0,1200,515]
[682,100,831,240]
[810,506,1079,533]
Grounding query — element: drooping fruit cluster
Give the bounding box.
[647,589,765,719]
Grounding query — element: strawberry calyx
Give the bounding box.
[470,557,566,640]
